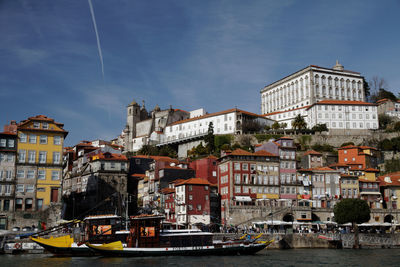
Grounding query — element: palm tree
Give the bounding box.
[292,114,307,133]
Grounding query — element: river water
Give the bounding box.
[1,249,399,267]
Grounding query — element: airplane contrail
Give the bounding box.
[88,0,105,80]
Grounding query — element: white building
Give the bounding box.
[265,100,378,132]
[160,108,274,144]
[261,61,365,114]
[306,100,378,130]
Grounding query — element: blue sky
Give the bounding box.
[1,0,400,146]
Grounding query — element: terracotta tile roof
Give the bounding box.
[172,179,186,184]
[174,108,189,113]
[0,131,17,136]
[92,152,128,161]
[161,188,175,194]
[303,150,322,156]
[175,178,211,186]
[229,148,254,156]
[131,173,146,178]
[253,150,278,157]
[376,98,389,104]
[168,108,270,126]
[378,172,400,186]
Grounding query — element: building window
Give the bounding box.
[205,195,209,201]
[53,152,60,164]
[18,150,26,163]
[37,199,43,210]
[242,163,248,170]
[20,133,27,143]
[3,199,10,211]
[235,186,241,193]
[39,135,47,144]
[8,139,14,148]
[0,139,6,147]
[17,170,25,178]
[27,170,35,179]
[111,162,116,168]
[29,134,37,144]
[51,171,60,180]
[28,151,36,163]
[54,136,62,145]
[188,205,193,211]
[42,123,48,129]
[38,170,46,180]
[234,163,241,170]
[26,185,34,193]
[189,194,193,200]
[197,204,202,211]
[205,185,208,190]
[33,122,40,128]
[39,151,47,163]
[16,185,24,193]
[15,198,23,210]
[25,198,33,210]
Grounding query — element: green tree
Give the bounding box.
[280,122,287,129]
[312,124,328,133]
[363,78,370,100]
[138,145,159,156]
[371,88,397,102]
[378,114,393,129]
[334,199,371,248]
[271,121,280,130]
[378,139,393,151]
[242,120,262,133]
[204,122,215,153]
[158,145,177,158]
[291,115,307,132]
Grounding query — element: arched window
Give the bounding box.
[334,77,339,87]
[315,75,319,84]
[321,75,326,85]
[340,78,344,88]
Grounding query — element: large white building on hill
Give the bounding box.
[261,61,365,114]
[261,62,378,132]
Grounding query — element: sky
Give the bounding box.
[1,0,400,146]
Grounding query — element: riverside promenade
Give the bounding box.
[213,233,400,249]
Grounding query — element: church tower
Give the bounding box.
[125,99,141,152]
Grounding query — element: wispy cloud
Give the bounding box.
[12,47,48,66]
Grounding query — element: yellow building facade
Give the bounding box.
[16,115,67,211]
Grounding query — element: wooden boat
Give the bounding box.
[30,214,128,256]
[86,215,272,257]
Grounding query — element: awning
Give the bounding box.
[234,196,252,202]
[360,192,381,195]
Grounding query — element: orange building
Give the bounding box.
[337,145,379,171]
